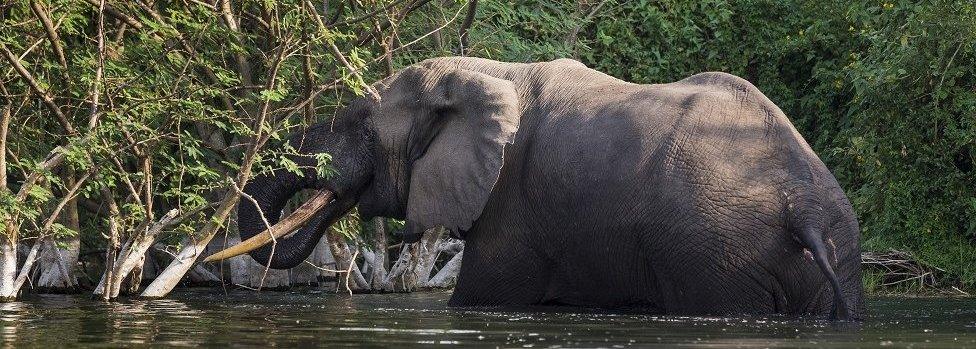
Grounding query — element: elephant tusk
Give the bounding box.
[203,190,335,263]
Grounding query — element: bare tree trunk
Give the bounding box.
[366,219,392,291]
[124,255,144,294]
[141,190,241,297]
[0,103,15,300]
[0,238,16,300]
[100,189,121,301]
[457,0,478,55]
[385,227,444,291]
[248,259,291,290]
[310,235,336,287]
[35,170,81,291]
[187,265,222,284]
[427,250,463,288]
[325,228,368,292]
[225,235,252,286]
[289,252,319,286]
[95,209,180,299]
[34,238,79,290]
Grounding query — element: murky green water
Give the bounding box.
[1,289,974,348]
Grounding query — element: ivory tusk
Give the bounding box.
[203,190,334,263]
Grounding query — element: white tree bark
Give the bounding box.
[141,188,243,298]
[0,238,17,300]
[35,170,82,290]
[289,253,319,286]
[248,259,291,289]
[325,229,368,291]
[95,209,180,299]
[309,235,336,287]
[367,217,392,291]
[226,236,252,286]
[382,227,452,291]
[427,251,463,288]
[35,238,79,289]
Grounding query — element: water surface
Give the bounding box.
[1,289,974,347]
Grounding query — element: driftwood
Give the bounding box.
[860,250,968,295]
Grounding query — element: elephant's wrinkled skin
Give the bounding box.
[221,57,864,319]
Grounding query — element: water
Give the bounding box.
[1,289,974,348]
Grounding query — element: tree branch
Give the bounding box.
[0,44,74,135]
[29,0,68,70]
[305,0,381,100]
[458,0,478,55]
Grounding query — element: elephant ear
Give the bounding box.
[405,68,521,237]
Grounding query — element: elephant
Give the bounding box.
[205,57,865,320]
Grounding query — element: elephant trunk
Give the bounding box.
[221,172,323,269]
[205,105,374,269]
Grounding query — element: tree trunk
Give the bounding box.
[310,234,336,288]
[0,104,11,301]
[0,236,20,300]
[289,251,319,286]
[96,209,180,299]
[141,189,241,298]
[226,235,252,286]
[34,237,80,291]
[325,228,368,292]
[35,173,81,291]
[100,189,121,301]
[248,259,291,290]
[427,250,463,288]
[385,227,443,291]
[123,255,144,294]
[367,217,391,291]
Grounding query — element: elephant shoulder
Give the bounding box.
[669,72,787,123]
[545,58,587,68]
[418,56,520,74]
[677,72,764,100]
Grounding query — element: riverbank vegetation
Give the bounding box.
[1,0,973,300]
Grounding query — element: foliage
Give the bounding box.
[0,0,470,288]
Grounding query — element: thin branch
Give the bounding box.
[83,0,144,31]
[0,95,9,191]
[305,0,381,100]
[0,44,74,134]
[457,0,478,55]
[37,169,93,233]
[29,0,68,70]
[218,0,254,88]
[331,0,409,27]
[88,0,107,131]
[355,0,435,45]
[303,248,359,295]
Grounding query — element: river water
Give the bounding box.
[1,289,974,347]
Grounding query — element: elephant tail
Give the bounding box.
[788,203,853,321]
[795,226,852,320]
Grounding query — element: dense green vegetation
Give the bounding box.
[0,0,973,298]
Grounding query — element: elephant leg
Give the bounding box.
[448,235,551,307]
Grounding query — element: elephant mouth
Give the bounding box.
[203,190,336,263]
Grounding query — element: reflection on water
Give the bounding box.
[1,289,974,347]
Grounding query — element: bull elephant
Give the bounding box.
[205,57,865,319]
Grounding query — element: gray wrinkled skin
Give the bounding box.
[238,57,864,319]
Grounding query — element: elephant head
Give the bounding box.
[204,64,521,268]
